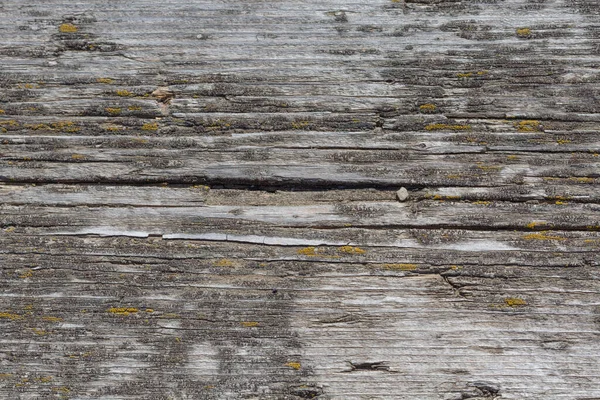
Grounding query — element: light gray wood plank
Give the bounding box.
[1,0,599,398]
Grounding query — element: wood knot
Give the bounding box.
[151,87,175,103]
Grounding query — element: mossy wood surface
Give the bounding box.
[1,0,600,399]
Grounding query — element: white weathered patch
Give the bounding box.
[441,240,519,252]
[185,343,221,375]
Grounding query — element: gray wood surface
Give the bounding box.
[1,0,599,399]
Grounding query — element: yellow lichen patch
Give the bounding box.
[451,265,463,270]
[48,121,79,132]
[526,221,546,229]
[105,125,122,132]
[569,177,594,183]
[66,352,93,359]
[0,120,19,127]
[213,258,236,267]
[26,123,51,130]
[556,139,571,145]
[71,154,85,160]
[0,109,4,114]
[107,307,139,316]
[425,123,471,131]
[207,119,231,129]
[116,89,133,97]
[241,321,259,327]
[128,106,142,111]
[522,231,566,241]
[0,374,12,379]
[295,247,340,259]
[457,70,488,78]
[0,312,22,320]
[285,362,301,370]
[37,376,53,383]
[105,107,122,115]
[141,122,158,131]
[507,155,518,160]
[555,200,568,205]
[516,27,531,37]
[42,316,63,322]
[505,297,527,307]
[32,328,48,336]
[52,386,70,394]
[339,245,366,254]
[552,195,572,201]
[476,163,501,171]
[291,121,310,129]
[25,121,79,132]
[192,185,210,190]
[419,103,436,112]
[383,263,417,271]
[145,308,154,313]
[472,201,491,205]
[515,120,542,132]
[59,23,78,33]
[19,269,33,279]
[96,78,114,84]
[4,226,16,233]
[297,246,318,256]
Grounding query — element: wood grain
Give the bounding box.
[1,0,599,399]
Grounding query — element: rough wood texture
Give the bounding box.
[1,0,599,399]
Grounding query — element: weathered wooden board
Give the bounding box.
[1,0,600,399]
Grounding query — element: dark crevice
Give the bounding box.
[453,382,501,400]
[343,361,396,373]
[0,177,486,191]
[2,176,599,193]
[289,385,324,399]
[0,176,403,190]
[441,274,470,299]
